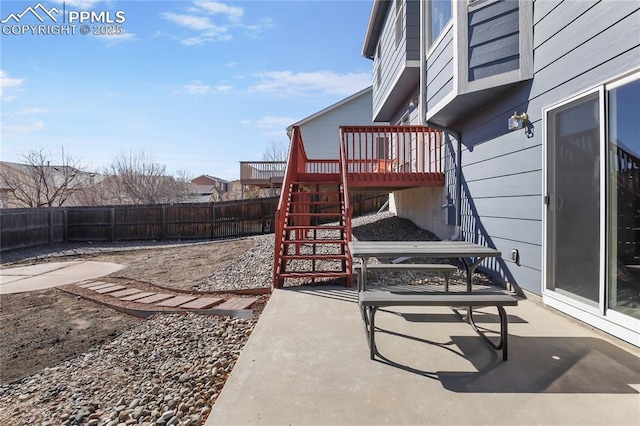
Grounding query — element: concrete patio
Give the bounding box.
[206,285,640,425]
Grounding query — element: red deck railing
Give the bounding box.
[273,126,309,286]
[339,125,443,186]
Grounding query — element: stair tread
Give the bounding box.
[279,271,349,277]
[282,254,348,260]
[287,212,342,216]
[285,225,345,230]
[284,239,346,244]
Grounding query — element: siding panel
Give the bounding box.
[469,0,519,26]
[467,196,542,221]
[427,78,454,110]
[469,56,520,81]
[468,33,519,68]
[468,7,519,47]
[426,26,454,109]
[468,0,520,81]
[533,0,598,49]
[535,1,639,71]
[462,170,542,198]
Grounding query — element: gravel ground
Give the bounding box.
[0,211,498,425]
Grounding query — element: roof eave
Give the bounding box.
[362,1,390,59]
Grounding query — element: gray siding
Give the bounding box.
[372,0,420,119]
[468,0,520,81]
[300,92,377,159]
[454,0,640,294]
[426,25,454,111]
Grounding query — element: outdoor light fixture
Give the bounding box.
[508,111,528,131]
[408,98,419,108]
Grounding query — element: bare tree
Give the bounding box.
[0,148,88,207]
[262,140,289,162]
[104,150,191,205]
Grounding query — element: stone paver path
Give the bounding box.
[75,280,258,315]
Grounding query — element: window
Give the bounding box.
[607,75,640,319]
[431,0,452,44]
[395,0,404,48]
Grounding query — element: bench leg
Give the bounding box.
[369,307,377,360]
[443,272,451,292]
[468,305,509,360]
[359,304,379,360]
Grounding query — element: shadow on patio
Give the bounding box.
[206,286,640,425]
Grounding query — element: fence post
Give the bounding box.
[110,207,115,242]
[48,208,53,246]
[161,205,166,241]
[63,208,68,242]
[211,203,216,239]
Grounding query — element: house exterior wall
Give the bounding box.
[372,0,421,121]
[455,0,640,294]
[298,89,380,159]
[389,186,451,239]
[370,0,640,299]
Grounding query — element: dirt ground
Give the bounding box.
[0,239,254,384]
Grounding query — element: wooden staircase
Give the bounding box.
[272,125,444,289]
[274,180,352,288]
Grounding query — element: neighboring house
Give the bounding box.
[0,161,97,208]
[286,86,387,159]
[190,175,232,202]
[240,87,385,190]
[362,0,639,345]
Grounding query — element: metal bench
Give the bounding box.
[353,263,458,291]
[358,291,518,361]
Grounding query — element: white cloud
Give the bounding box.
[225,61,238,67]
[238,120,251,125]
[162,2,273,45]
[193,1,243,21]
[240,17,275,37]
[162,12,217,31]
[95,31,136,46]
[249,70,371,97]
[182,81,211,94]
[257,116,297,129]
[13,107,48,116]
[163,12,230,43]
[0,70,24,102]
[216,85,233,91]
[3,120,45,134]
[0,70,24,93]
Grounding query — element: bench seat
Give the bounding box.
[358,291,518,361]
[353,263,458,291]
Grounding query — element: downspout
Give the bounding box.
[425,121,462,241]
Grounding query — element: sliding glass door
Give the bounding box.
[545,71,640,341]
[607,77,640,320]
[546,91,602,306]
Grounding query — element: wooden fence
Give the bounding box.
[1,194,387,253]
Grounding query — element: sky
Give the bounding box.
[0,0,374,180]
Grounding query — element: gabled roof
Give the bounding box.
[191,174,231,184]
[286,86,373,137]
